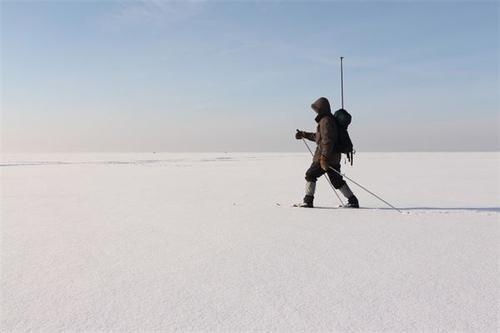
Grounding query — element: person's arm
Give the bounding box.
[302,131,316,141]
[295,130,316,141]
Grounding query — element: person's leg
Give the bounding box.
[300,162,325,207]
[327,164,359,208]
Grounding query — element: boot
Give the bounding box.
[339,183,359,208]
[344,195,359,208]
[298,182,316,208]
[298,195,314,208]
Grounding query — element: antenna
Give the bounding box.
[340,56,344,109]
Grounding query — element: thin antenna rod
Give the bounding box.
[340,56,344,109]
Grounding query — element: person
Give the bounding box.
[295,97,359,208]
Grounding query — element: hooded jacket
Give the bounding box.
[303,97,341,164]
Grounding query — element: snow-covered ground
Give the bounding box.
[1,152,498,332]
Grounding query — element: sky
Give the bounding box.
[1,0,499,152]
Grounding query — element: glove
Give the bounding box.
[320,155,329,171]
[295,130,305,140]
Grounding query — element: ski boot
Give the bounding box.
[344,195,359,208]
[298,195,314,208]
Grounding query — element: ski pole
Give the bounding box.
[340,56,344,109]
[327,165,402,213]
[299,133,344,206]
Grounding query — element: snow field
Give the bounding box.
[1,152,498,331]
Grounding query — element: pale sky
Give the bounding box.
[1,1,499,152]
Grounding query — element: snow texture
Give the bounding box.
[1,152,499,332]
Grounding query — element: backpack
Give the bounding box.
[332,108,355,165]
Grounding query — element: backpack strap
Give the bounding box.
[346,151,354,166]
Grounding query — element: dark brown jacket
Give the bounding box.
[303,97,341,164]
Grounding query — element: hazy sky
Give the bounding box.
[1,1,499,152]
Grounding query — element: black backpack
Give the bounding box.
[332,108,354,165]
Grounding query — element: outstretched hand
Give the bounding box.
[295,130,304,140]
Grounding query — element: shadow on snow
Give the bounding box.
[314,206,500,213]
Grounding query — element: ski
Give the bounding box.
[275,203,363,209]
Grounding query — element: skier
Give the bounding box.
[295,97,359,208]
